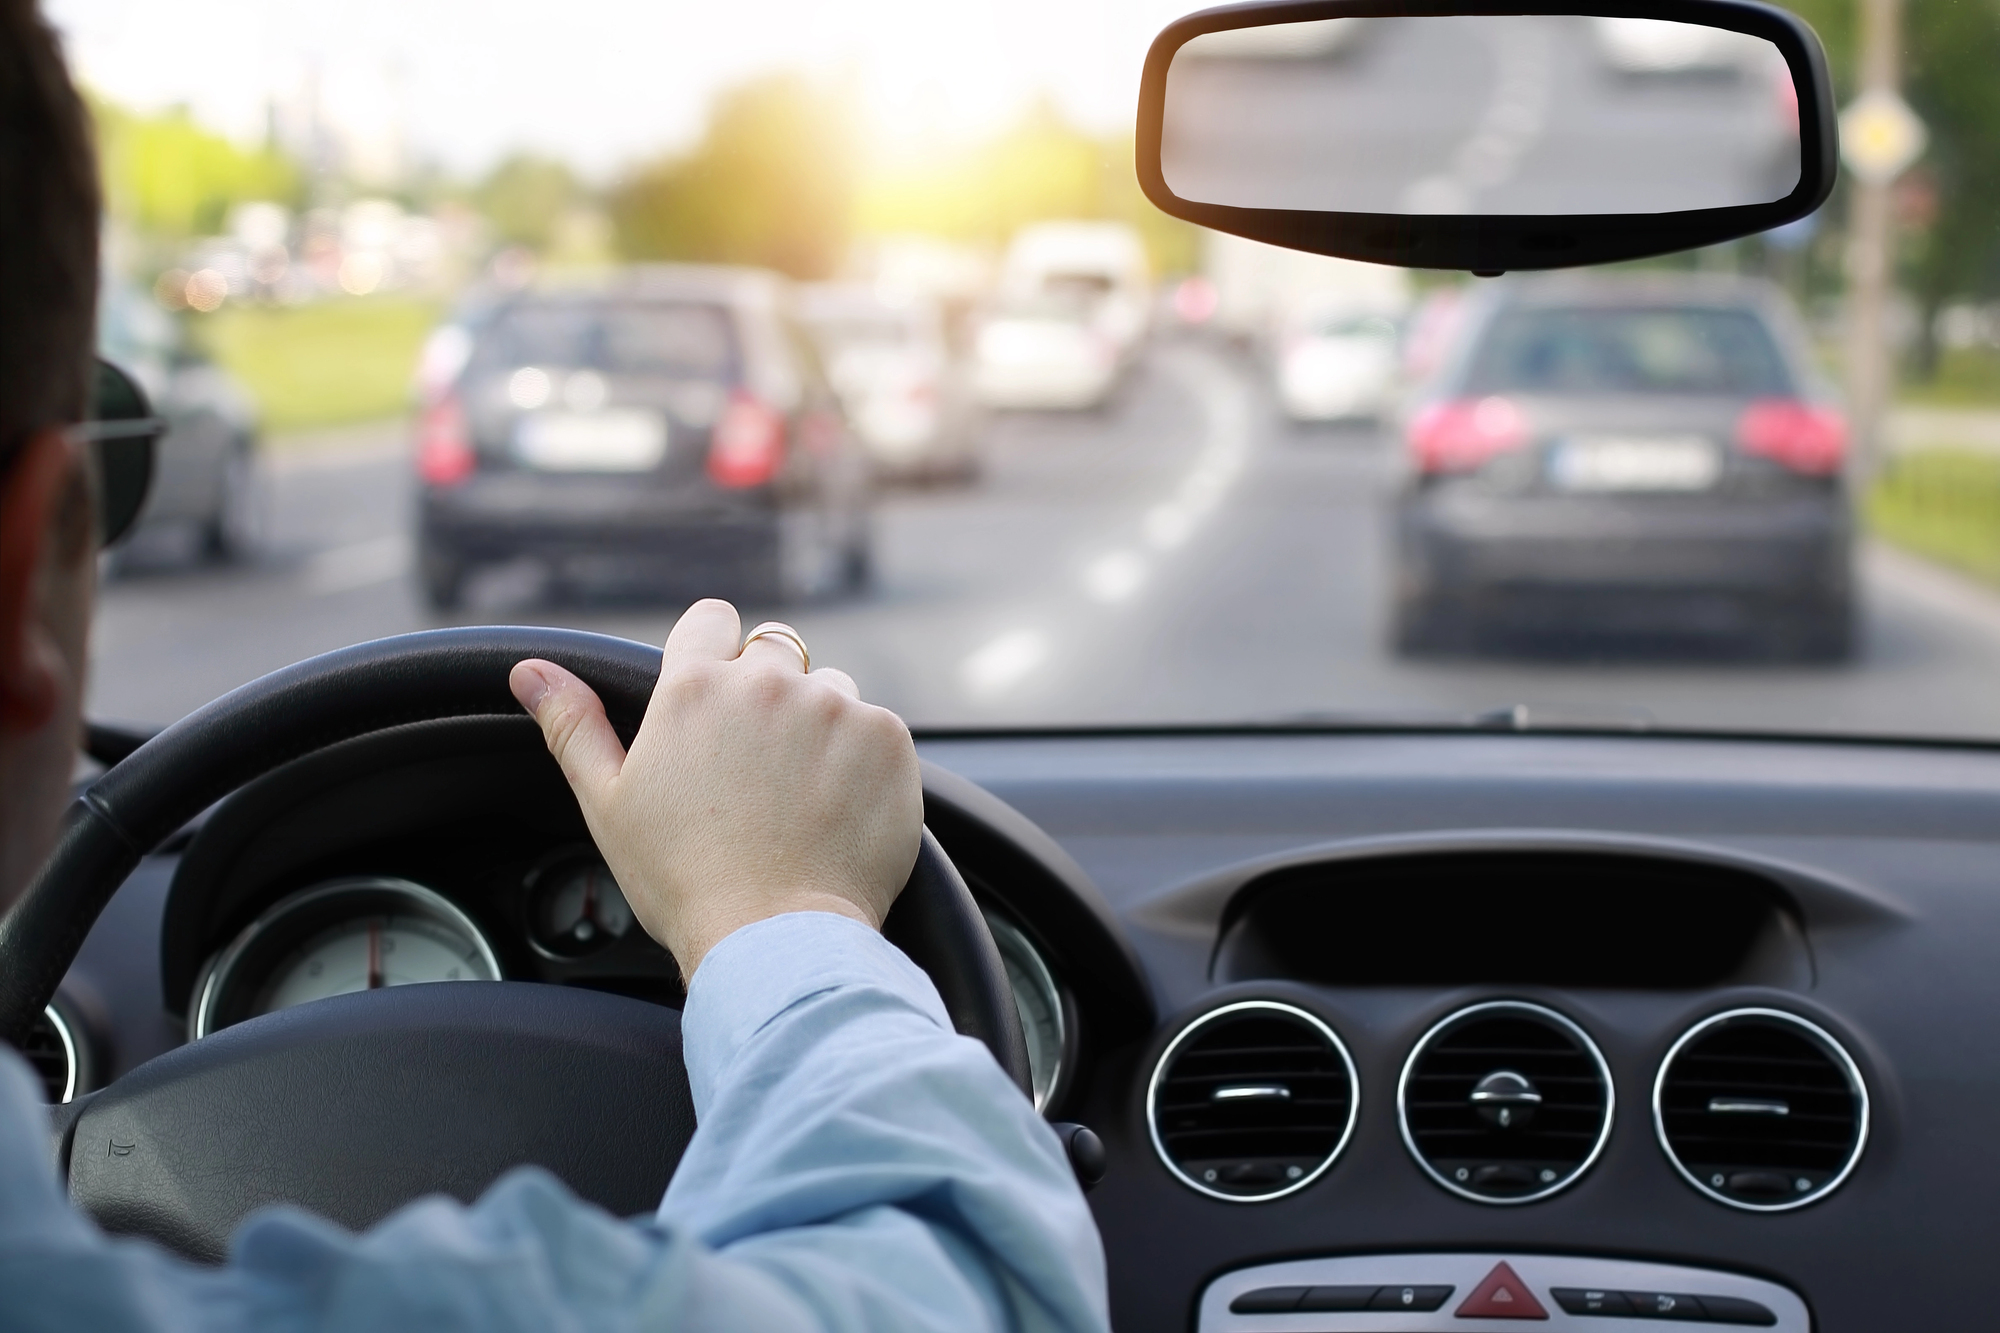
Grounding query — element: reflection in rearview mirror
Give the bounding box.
[1161,15,1801,217]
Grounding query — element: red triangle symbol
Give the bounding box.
[1455,1262,1549,1320]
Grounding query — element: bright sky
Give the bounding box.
[45,0,1198,177]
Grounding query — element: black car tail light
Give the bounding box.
[417,393,476,485]
[1408,396,1529,474]
[1735,398,1846,475]
[708,390,786,487]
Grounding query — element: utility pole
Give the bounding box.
[1841,0,1924,480]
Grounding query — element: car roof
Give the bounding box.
[507,264,791,311]
[1488,272,1788,314]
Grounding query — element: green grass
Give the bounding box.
[1868,448,2000,586]
[1898,346,2000,410]
[190,296,442,435]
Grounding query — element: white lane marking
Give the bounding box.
[1140,353,1254,554]
[960,628,1050,698]
[304,535,412,595]
[955,347,1257,697]
[1402,21,1553,213]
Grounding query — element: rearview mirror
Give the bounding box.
[1137,1,1837,272]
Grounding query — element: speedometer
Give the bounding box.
[193,877,502,1038]
[983,912,1071,1113]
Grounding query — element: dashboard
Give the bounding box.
[36,720,2000,1330]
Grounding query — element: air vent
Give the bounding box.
[1655,1008,1867,1211]
[23,1005,78,1104]
[1148,1000,1358,1202]
[1399,1000,1612,1203]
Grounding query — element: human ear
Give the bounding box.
[0,429,81,731]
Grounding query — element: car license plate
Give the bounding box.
[1550,435,1720,492]
[515,410,668,472]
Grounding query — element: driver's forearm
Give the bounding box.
[663,910,1110,1332]
[0,911,1106,1332]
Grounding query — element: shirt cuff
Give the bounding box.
[680,912,954,1113]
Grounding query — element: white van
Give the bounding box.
[973,222,1152,411]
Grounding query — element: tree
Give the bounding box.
[92,100,299,238]
[476,153,585,252]
[1901,0,2000,374]
[1775,0,2000,377]
[608,75,856,280]
[854,98,1200,275]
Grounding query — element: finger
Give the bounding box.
[661,598,742,676]
[511,660,627,799]
[809,666,860,700]
[740,623,810,673]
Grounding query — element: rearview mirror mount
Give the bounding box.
[1137,0,1837,272]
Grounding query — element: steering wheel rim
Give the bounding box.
[0,628,1032,1248]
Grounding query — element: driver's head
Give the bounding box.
[0,0,100,912]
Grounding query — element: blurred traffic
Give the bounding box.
[58,0,2000,738]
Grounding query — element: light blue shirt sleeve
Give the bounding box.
[0,911,1109,1332]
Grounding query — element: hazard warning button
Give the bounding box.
[1455,1262,1549,1320]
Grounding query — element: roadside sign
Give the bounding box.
[1840,91,1928,185]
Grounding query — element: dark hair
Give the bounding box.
[0,0,98,478]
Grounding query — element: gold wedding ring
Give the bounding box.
[741,621,810,672]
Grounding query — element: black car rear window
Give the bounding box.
[1464,306,1794,397]
[473,300,739,380]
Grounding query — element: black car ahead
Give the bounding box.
[415,266,871,609]
[1392,276,1853,660]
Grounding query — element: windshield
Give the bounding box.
[57,1,2000,743]
[1464,308,1796,398]
[468,302,739,381]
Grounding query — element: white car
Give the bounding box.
[1592,16,1771,74]
[1275,310,1399,423]
[799,284,979,482]
[972,295,1122,412]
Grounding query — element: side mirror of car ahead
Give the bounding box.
[1138,0,1836,273]
[76,358,165,548]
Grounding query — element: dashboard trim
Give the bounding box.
[1147,998,1361,1203]
[1652,1005,1871,1213]
[1397,999,1615,1205]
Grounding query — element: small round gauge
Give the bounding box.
[983,912,1070,1113]
[528,856,635,956]
[193,878,501,1038]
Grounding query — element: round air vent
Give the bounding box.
[1654,1008,1868,1211]
[23,1005,79,1104]
[1399,1000,1612,1203]
[1148,1000,1358,1202]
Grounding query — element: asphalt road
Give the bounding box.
[89,338,2000,742]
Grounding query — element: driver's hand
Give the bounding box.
[508,599,922,980]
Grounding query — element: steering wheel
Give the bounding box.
[0,628,1031,1261]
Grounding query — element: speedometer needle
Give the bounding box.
[367,920,384,989]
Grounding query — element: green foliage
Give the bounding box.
[92,100,299,238]
[1771,0,2000,378]
[1902,0,2000,338]
[190,297,440,432]
[1897,346,2000,407]
[1868,446,2000,585]
[608,74,856,280]
[477,153,585,251]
